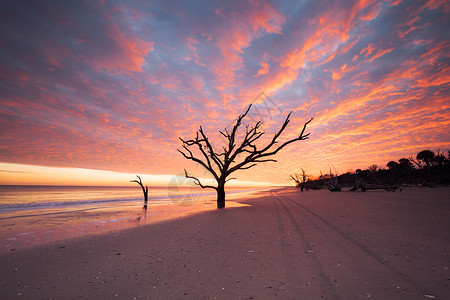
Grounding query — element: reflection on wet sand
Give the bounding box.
[0,194,257,253]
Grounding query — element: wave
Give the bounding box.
[0,192,198,213]
[0,187,264,217]
[0,207,101,220]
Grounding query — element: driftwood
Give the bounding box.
[349,182,401,192]
[322,166,341,192]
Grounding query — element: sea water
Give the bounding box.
[0,185,266,252]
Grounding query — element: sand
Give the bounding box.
[0,187,449,299]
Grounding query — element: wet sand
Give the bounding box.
[0,189,258,253]
[0,187,449,299]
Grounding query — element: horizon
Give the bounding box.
[1,1,449,186]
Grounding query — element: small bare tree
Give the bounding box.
[131,175,148,208]
[290,168,309,191]
[178,104,313,208]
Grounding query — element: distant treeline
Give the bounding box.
[292,150,450,191]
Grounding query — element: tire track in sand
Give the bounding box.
[271,191,340,299]
[274,191,436,299]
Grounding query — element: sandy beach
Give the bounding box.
[0,187,449,299]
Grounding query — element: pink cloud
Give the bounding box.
[423,0,450,13]
[209,0,286,91]
[92,23,154,73]
[368,48,393,62]
[254,61,269,77]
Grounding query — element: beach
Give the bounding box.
[0,186,263,252]
[0,187,449,299]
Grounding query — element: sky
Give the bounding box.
[0,0,449,186]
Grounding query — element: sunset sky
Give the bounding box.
[0,0,449,186]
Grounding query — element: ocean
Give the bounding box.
[0,185,267,252]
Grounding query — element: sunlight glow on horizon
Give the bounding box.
[0,163,283,187]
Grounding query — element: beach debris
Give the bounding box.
[290,168,309,191]
[424,295,436,299]
[248,250,254,253]
[349,182,401,192]
[235,280,241,283]
[130,175,149,205]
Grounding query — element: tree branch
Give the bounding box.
[227,117,313,174]
[184,169,217,190]
[178,138,220,181]
[198,126,224,170]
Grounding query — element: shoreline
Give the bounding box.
[1,187,449,299]
[0,187,272,253]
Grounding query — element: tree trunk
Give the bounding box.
[143,186,148,204]
[216,183,225,209]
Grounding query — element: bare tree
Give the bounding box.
[290,168,309,191]
[178,104,313,208]
[131,175,148,209]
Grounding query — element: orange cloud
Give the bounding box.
[266,1,379,94]
[211,0,286,92]
[254,61,269,77]
[360,43,376,57]
[369,48,393,62]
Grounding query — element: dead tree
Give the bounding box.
[323,162,341,192]
[131,175,148,208]
[178,104,313,209]
[290,168,308,191]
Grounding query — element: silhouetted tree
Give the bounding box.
[386,161,398,170]
[308,149,450,190]
[386,161,398,182]
[131,175,149,209]
[178,104,313,208]
[368,164,379,172]
[290,168,309,191]
[417,150,435,167]
[433,149,447,166]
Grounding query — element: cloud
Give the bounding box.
[0,0,449,184]
[254,61,269,77]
